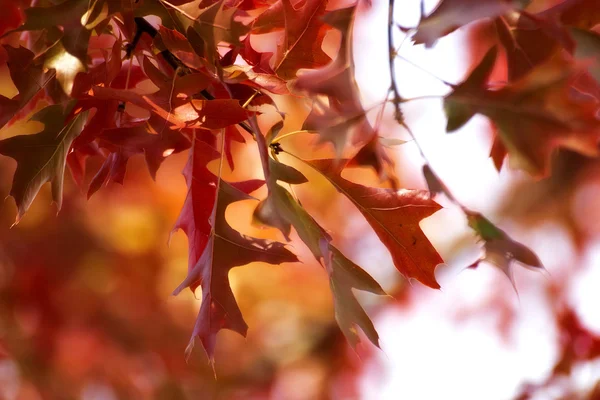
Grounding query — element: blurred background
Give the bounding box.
[0,0,600,399]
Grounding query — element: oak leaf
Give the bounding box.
[445,47,600,177]
[252,121,386,347]
[87,115,191,197]
[308,159,444,288]
[254,0,331,78]
[0,102,89,223]
[466,210,545,291]
[12,0,99,62]
[0,45,53,129]
[172,132,297,360]
[411,0,523,47]
[295,6,375,154]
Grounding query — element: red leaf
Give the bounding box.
[295,6,376,155]
[412,0,521,47]
[0,45,53,129]
[87,116,191,197]
[172,133,297,360]
[158,26,205,70]
[539,0,600,31]
[91,70,249,130]
[255,0,332,78]
[445,47,600,177]
[14,0,95,62]
[308,159,444,289]
[0,0,22,37]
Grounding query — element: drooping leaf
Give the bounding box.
[252,121,386,348]
[295,6,379,157]
[172,132,297,360]
[0,45,54,129]
[570,27,600,85]
[0,0,23,37]
[223,125,246,170]
[307,159,444,288]
[90,65,250,131]
[255,0,331,78]
[494,16,560,82]
[325,246,386,348]
[445,47,600,177]
[13,0,94,62]
[190,0,250,67]
[158,25,205,70]
[411,0,524,47]
[348,135,398,189]
[422,163,455,201]
[87,116,191,198]
[466,210,545,291]
[0,102,89,223]
[538,0,600,31]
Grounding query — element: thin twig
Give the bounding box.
[386,0,465,211]
[388,0,427,162]
[395,53,456,88]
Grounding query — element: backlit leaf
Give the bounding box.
[0,102,89,223]
[308,159,444,288]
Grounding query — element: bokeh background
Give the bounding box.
[0,0,600,399]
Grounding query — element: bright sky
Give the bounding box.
[351,0,600,398]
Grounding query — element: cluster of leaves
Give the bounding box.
[0,0,599,366]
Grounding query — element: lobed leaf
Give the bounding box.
[0,102,89,223]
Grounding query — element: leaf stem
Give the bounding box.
[398,94,444,103]
[271,130,314,144]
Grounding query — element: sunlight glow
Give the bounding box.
[44,46,85,95]
[162,149,175,157]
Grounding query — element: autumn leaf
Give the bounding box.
[0,45,54,129]
[411,0,523,47]
[0,102,89,223]
[12,0,96,62]
[254,0,331,78]
[538,0,600,31]
[223,125,246,170]
[422,163,455,201]
[445,46,600,177]
[158,26,205,71]
[571,27,600,86]
[494,1,600,83]
[295,6,377,156]
[172,132,297,360]
[466,210,545,291]
[87,116,191,198]
[494,16,562,82]
[252,120,386,347]
[188,0,250,67]
[307,159,444,288]
[325,247,386,348]
[0,0,22,37]
[90,62,250,131]
[293,6,396,184]
[348,135,398,189]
